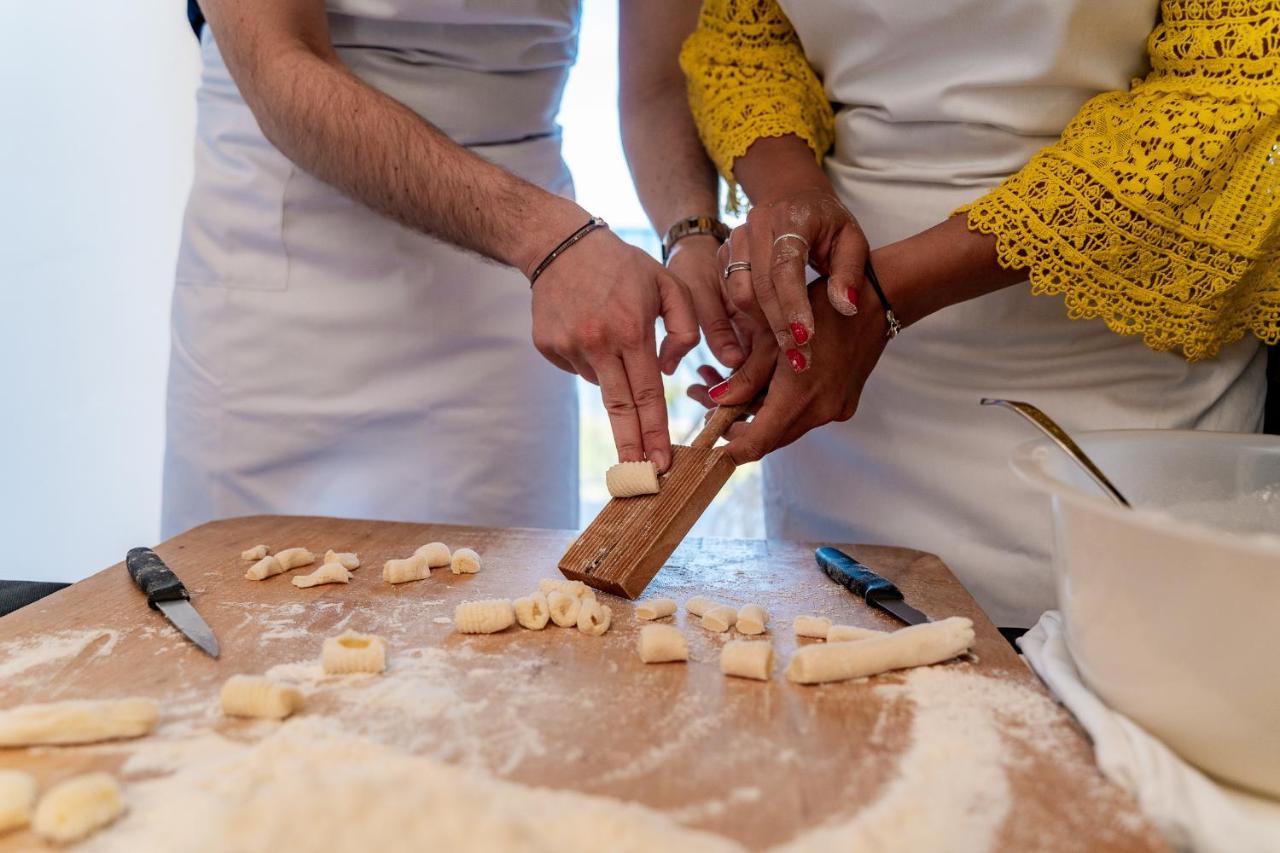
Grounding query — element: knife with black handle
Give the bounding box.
[815,546,930,626]
[125,547,220,657]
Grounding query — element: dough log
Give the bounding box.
[792,615,832,639]
[240,544,269,561]
[220,675,304,720]
[720,640,774,681]
[0,770,36,834]
[605,461,660,498]
[291,561,352,588]
[245,555,285,581]
[736,604,769,635]
[701,605,737,633]
[274,547,316,571]
[413,542,452,568]
[0,698,158,747]
[383,555,430,585]
[638,624,688,663]
[684,596,719,618]
[826,624,886,643]
[323,550,360,570]
[32,773,124,844]
[454,599,515,634]
[322,631,387,675]
[785,616,975,685]
[635,598,677,621]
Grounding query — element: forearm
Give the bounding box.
[732,135,834,207]
[619,0,719,233]
[205,3,583,274]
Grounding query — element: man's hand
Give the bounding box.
[531,228,699,472]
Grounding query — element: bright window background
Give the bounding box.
[558,4,763,538]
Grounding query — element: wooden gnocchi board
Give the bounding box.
[0,516,1164,851]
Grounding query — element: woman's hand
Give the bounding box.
[665,235,746,369]
[531,227,699,472]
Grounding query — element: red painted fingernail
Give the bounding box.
[787,348,807,372]
[846,286,859,308]
[789,322,808,345]
[709,380,730,400]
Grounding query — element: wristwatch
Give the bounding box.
[661,215,731,263]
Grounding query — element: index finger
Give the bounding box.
[622,343,673,472]
[592,355,647,465]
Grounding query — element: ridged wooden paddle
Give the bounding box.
[558,403,748,598]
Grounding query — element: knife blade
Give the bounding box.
[814,547,930,626]
[125,547,220,658]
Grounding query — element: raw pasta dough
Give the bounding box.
[576,599,612,636]
[793,615,832,639]
[413,542,452,567]
[32,772,124,844]
[321,631,387,675]
[514,593,550,630]
[684,596,718,617]
[720,640,773,681]
[539,578,595,602]
[245,555,285,581]
[274,547,315,571]
[292,561,352,588]
[220,675,304,720]
[0,770,36,834]
[736,604,768,635]
[240,544,268,561]
[383,555,430,585]
[0,697,158,747]
[638,624,688,663]
[547,590,581,627]
[826,624,885,643]
[635,598,677,621]
[785,617,975,685]
[605,460,660,498]
[323,550,360,570]
[454,599,515,634]
[701,605,737,633]
[450,547,482,575]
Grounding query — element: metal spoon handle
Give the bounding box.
[981,398,1131,508]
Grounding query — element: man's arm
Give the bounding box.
[200,0,700,471]
[618,0,744,369]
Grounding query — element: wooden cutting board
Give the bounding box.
[0,516,1163,851]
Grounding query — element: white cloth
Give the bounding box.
[162,2,583,537]
[769,0,1267,628]
[1020,612,1280,853]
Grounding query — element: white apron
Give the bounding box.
[771,0,1268,627]
[162,1,582,537]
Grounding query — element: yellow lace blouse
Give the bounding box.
[681,0,1280,360]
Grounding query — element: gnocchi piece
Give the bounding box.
[701,605,737,633]
[0,770,37,835]
[785,617,975,684]
[453,599,515,634]
[576,599,613,636]
[32,773,124,844]
[0,698,158,747]
[635,597,677,621]
[321,631,387,675]
[637,624,688,663]
[291,561,352,588]
[274,547,316,571]
[323,550,360,570]
[244,555,285,581]
[605,460,660,498]
[826,624,886,643]
[547,590,581,627]
[538,578,595,602]
[240,544,269,561]
[684,596,718,617]
[413,541,452,568]
[720,640,774,681]
[793,615,832,639]
[220,675,304,720]
[382,555,430,585]
[450,547,482,575]
[514,593,550,630]
[736,604,769,635]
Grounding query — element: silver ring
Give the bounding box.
[773,232,808,249]
[722,260,752,278]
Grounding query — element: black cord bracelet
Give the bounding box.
[863,260,902,339]
[528,216,608,286]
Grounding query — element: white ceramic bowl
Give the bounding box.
[1012,430,1280,799]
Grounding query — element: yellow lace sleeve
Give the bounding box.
[958,0,1280,360]
[679,0,834,202]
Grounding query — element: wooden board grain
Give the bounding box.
[0,516,1165,851]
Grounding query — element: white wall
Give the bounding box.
[0,3,200,581]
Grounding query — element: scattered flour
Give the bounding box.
[0,629,120,683]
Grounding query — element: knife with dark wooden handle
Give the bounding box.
[815,547,931,626]
[125,547,220,657]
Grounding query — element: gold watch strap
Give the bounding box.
[662,216,731,263]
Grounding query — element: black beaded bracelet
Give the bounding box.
[528,216,608,286]
[863,260,902,338]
